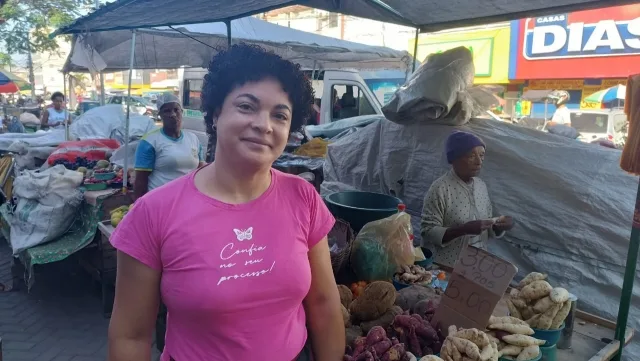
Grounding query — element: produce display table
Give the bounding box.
[494,292,634,361]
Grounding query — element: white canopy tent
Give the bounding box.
[63,16,414,74]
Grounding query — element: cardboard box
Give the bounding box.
[432,247,517,333]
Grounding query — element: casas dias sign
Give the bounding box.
[523,14,640,60]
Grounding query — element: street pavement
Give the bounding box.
[0,242,161,361]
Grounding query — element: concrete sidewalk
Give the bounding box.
[0,242,161,361]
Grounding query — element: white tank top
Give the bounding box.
[47,108,67,126]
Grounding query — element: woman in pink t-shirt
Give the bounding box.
[107,44,345,361]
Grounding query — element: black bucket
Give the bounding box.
[324,191,403,233]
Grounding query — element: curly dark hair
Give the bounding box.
[200,44,314,135]
[51,92,65,101]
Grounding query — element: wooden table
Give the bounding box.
[494,293,634,361]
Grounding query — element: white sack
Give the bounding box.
[69,104,156,140]
[9,165,84,254]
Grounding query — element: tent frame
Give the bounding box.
[52,2,637,360]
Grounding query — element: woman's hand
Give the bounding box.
[461,220,494,235]
[493,216,514,232]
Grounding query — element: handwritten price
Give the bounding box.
[457,247,509,289]
[444,279,493,314]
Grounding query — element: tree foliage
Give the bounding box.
[0,0,92,55]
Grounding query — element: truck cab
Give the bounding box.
[178,68,384,151]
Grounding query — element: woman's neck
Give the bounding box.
[197,155,272,204]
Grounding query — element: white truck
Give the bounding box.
[178,67,387,148]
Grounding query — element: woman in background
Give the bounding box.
[133,92,205,200]
[41,92,68,129]
[420,131,514,268]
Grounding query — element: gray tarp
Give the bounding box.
[321,117,639,360]
[53,0,637,35]
[63,17,413,73]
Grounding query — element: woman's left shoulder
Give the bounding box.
[273,169,317,200]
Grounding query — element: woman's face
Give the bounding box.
[159,102,183,132]
[453,146,485,179]
[215,78,292,169]
[52,96,64,110]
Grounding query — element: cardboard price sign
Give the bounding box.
[432,247,517,333]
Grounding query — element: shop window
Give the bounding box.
[570,112,608,134]
[183,79,203,110]
[330,84,376,122]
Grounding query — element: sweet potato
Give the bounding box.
[408,327,422,357]
[488,323,534,335]
[516,345,540,361]
[520,306,534,320]
[532,296,555,314]
[339,285,354,308]
[498,345,522,357]
[479,344,495,361]
[517,272,547,290]
[350,281,397,322]
[449,337,481,359]
[371,339,393,355]
[418,356,445,361]
[551,300,572,329]
[524,314,541,329]
[361,306,403,334]
[355,350,375,361]
[414,299,439,316]
[353,337,368,358]
[519,280,552,301]
[550,287,569,304]
[505,299,523,320]
[494,330,511,340]
[501,334,546,347]
[393,314,439,341]
[450,328,490,347]
[537,303,562,330]
[366,326,388,345]
[488,316,529,326]
[344,355,354,361]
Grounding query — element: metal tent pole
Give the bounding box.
[225,20,231,47]
[99,72,106,105]
[122,30,136,194]
[612,180,640,361]
[63,72,69,140]
[412,28,419,73]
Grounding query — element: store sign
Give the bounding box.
[432,247,517,332]
[523,15,640,60]
[528,79,584,90]
[418,38,494,77]
[580,85,605,109]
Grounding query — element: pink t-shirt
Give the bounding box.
[110,168,335,361]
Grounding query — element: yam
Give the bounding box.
[366,326,387,345]
[339,285,354,308]
[510,296,527,310]
[520,306,534,320]
[347,326,364,346]
[361,306,403,333]
[451,328,490,347]
[449,337,481,360]
[519,280,552,301]
[487,323,534,335]
[550,287,569,304]
[537,303,562,330]
[551,300,572,329]
[532,296,555,314]
[505,299,522,320]
[342,304,351,327]
[450,339,463,361]
[350,281,396,322]
[525,314,541,329]
[499,345,522,357]
[418,356,445,361]
[516,345,540,361]
[501,335,546,347]
[517,272,547,290]
[479,344,495,361]
[489,316,529,326]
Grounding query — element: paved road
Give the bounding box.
[0,242,161,361]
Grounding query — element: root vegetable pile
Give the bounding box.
[486,316,545,361]
[394,265,433,286]
[343,326,408,361]
[440,326,499,361]
[388,312,443,358]
[507,272,571,330]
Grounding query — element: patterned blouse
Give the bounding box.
[420,169,504,268]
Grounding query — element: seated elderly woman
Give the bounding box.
[420,131,514,268]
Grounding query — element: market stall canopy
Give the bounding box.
[0,69,30,93]
[62,17,413,73]
[52,0,637,35]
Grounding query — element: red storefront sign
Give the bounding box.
[509,4,640,80]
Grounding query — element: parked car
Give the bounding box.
[107,95,158,120]
[569,108,627,144]
[74,101,101,116]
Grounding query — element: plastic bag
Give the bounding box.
[350,210,415,282]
